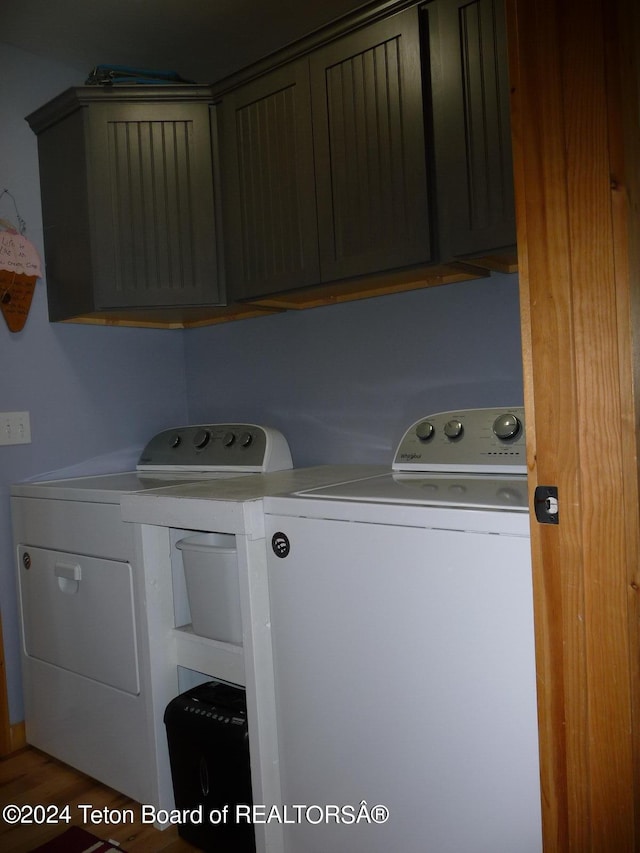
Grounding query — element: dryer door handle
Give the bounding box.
[54,562,82,582]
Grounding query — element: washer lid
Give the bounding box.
[295,472,528,511]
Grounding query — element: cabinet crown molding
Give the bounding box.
[26,85,215,134]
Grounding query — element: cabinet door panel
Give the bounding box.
[36,110,94,320]
[311,8,432,281]
[429,0,516,258]
[89,102,221,308]
[222,61,320,300]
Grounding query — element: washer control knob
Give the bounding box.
[169,433,181,448]
[415,421,435,442]
[239,432,253,448]
[444,418,464,439]
[193,429,211,449]
[493,413,522,441]
[223,432,236,447]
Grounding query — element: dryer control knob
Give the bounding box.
[239,432,253,448]
[444,418,464,439]
[169,433,181,448]
[493,413,522,441]
[193,429,211,449]
[223,432,236,447]
[415,421,435,442]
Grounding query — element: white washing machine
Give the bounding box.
[263,407,542,853]
[11,424,292,808]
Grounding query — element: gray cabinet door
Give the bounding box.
[88,101,221,309]
[428,0,516,258]
[310,7,433,282]
[29,88,223,320]
[221,61,320,300]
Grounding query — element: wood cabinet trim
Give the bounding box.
[244,262,490,309]
[60,304,281,330]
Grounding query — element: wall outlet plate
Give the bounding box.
[0,411,31,445]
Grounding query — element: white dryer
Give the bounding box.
[11,424,291,808]
[263,407,542,853]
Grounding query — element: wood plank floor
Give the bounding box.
[0,747,201,852]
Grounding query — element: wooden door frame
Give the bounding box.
[0,611,14,755]
[507,0,640,847]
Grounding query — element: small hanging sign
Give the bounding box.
[0,228,42,332]
[0,227,41,277]
[0,193,42,332]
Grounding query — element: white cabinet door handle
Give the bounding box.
[54,562,82,582]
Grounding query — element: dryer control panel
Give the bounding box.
[393,407,526,474]
[137,424,292,473]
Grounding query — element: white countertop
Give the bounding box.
[11,471,209,503]
[120,465,386,536]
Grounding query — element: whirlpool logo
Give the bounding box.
[271,532,290,558]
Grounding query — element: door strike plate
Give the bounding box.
[534,485,559,524]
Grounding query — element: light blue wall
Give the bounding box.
[183,275,523,466]
[1,42,524,729]
[0,44,190,722]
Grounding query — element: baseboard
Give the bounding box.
[9,721,25,753]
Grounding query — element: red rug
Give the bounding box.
[30,825,125,852]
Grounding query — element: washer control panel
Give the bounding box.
[393,407,526,474]
[137,424,292,473]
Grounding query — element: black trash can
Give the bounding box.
[164,681,256,852]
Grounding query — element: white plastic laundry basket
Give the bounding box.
[176,533,242,644]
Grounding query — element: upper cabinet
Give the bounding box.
[220,0,515,305]
[26,0,516,326]
[221,7,433,301]
[26,87,224,321]
[426,0,516,259]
